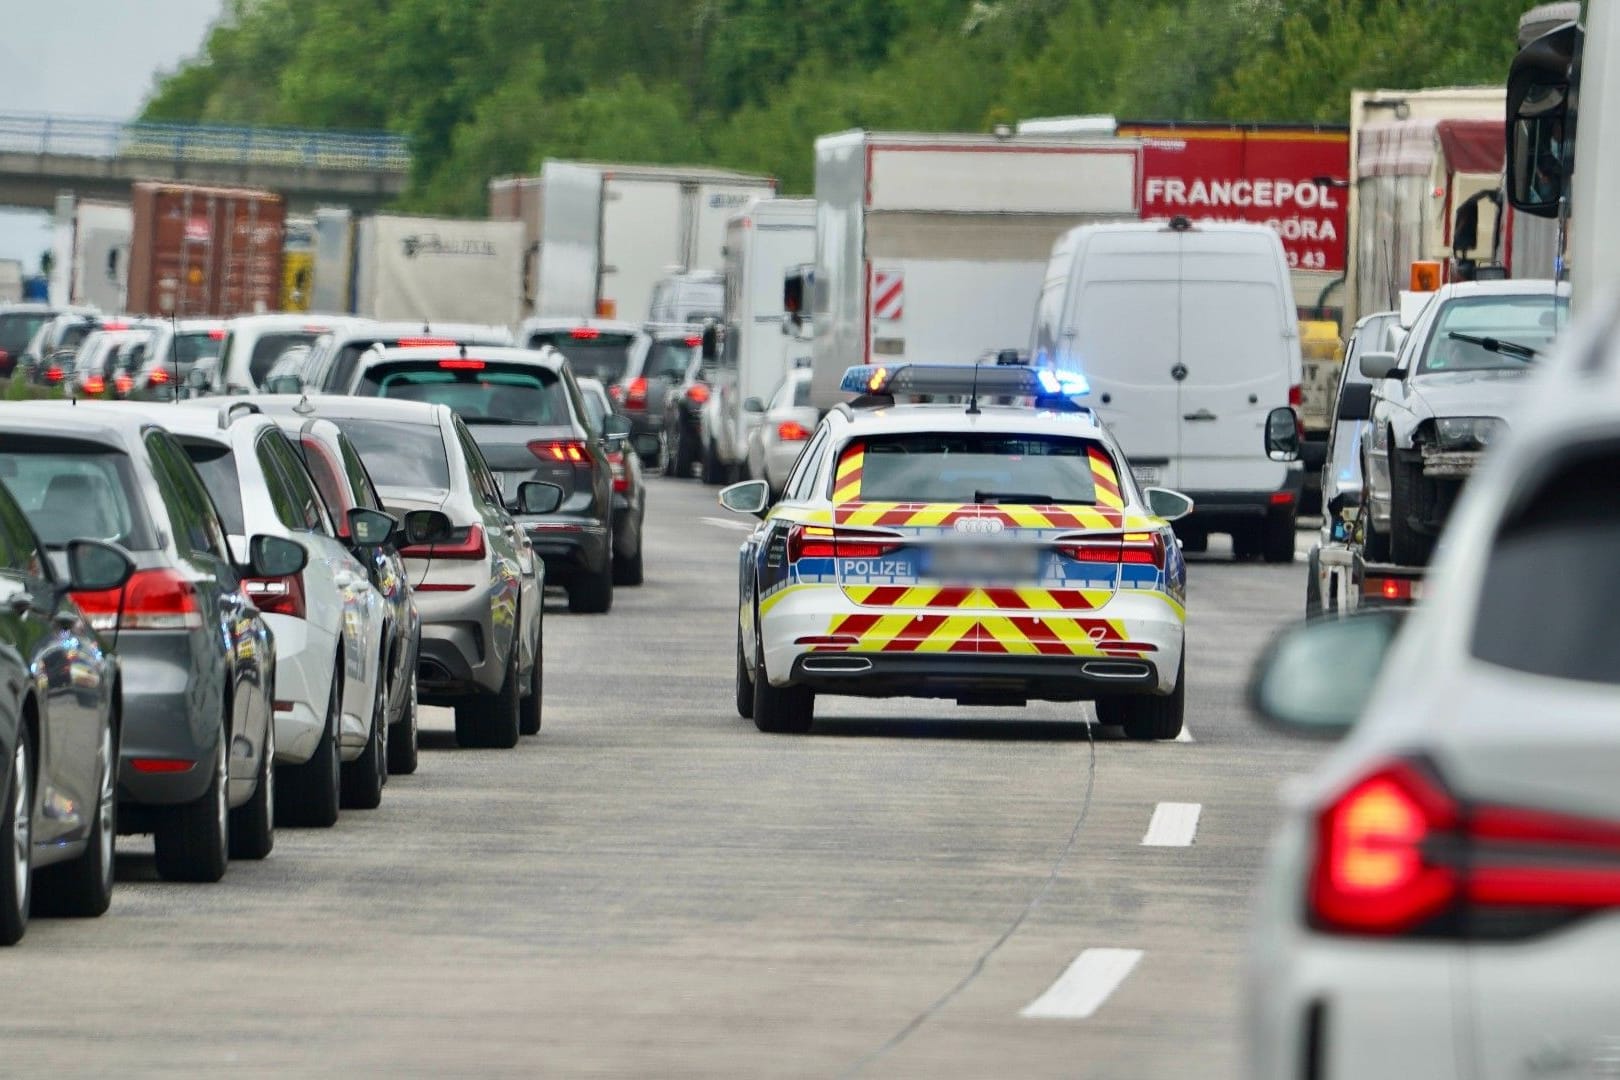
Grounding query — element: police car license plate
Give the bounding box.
[1130,464,1162,487]
[926,544,1039,582]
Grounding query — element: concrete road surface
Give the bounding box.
[0,477,1324,1078]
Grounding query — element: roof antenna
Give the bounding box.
[966,362,982,415]
[169,311,180,404]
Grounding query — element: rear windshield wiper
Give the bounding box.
[1446,331,1540,360]
[974,490,1058,505]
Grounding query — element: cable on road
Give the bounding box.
[841,717,1099,1076]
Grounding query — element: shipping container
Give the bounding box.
[126,182,285,318]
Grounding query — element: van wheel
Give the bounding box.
[1263,511,1297,564]
[752,626,813,734]
[1097,656,1185,741]
[153,734,229,883]
[1389,453,1436,566]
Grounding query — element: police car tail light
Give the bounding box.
[1310,758,1620,939]
[1058,534,1165,568]
[786,524,899,562]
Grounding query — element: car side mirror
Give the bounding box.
[1358,350,1399,380]
[347,507,398,549]
[631,432,661,459]
[602,413,630,439]
[401,509,453,546]
[719,478,770,519]
[247,534,308,579]
[1506,24,1577,218]
[701,322,719,362]
[1249,612,1404,739]
[1265,407,1301,462]
[65,539,135,593]
[743,396,765,414]
[517,481,563,515]
[1336,381,1374,421]
[1142,487,1194,522]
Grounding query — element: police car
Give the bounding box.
[719,363,1193,737]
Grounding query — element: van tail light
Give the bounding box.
[1289,384,1303,408]
[242,573,307,619]
[777,420,812,442]
[72,568,204,632]
[1058,533,1166,569]
[1309,758,1620,939]
[570,326,601,340]
[399,524,485,561]
[529,439,592,465]
[625,377,648,410]
[685,383,710,405]
[785,524,900,562]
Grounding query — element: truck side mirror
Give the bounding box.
[701,323,719,362]
[783,271,806,328]
[1336,382,1374,421]
[1505,21,1579,218]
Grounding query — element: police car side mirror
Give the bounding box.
[1143,488,1194,522]
[719,479,770,519]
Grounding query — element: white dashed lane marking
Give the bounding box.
[1173,725,1194,743]
[1021,948,1145,1019]
[701,516,756,532]
[1141,802,1202,847]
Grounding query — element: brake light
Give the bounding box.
[777,420,811,441]
[625,376,648,409]
[686,384,710,404]
[398,524,486,560]
[83,375,106,395]
[1365,576,1415,603]
[243,573,307,619]
[1270,490,1295,506]
[1289,384,1303,408]
[684,335,702,347]
[570,326,600,340]
[101,322,129,331]
[131,758,195,774]
[1309,759,1620,938]
[208,328,227,340]
[1059,534,1165,568]
[786,524,899,561]
[398,337,457,347]
[149,367,171,385]
[438,359,485,370]
[44,367,63,384]
[72,568,203,632]
[608,449,628,493]
[530,440,591,465]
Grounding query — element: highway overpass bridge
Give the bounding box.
[0,113,410,213]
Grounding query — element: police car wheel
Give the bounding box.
[1098,655,1185,741]
[752,628,812,734]
[735,626,755,720]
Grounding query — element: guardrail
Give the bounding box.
[0,112,410,173]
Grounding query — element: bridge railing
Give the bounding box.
[0,112,411,172]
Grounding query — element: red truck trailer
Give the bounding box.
[127,182,286,318]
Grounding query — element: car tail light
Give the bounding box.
[786,524,900,561]
[83,374,106,395]
[0,350,9,366]
[1059,534,1166,568]
[686,384,710,405]
[778,420,811,441]
[1289,384,1303,408]
[399,524,485,560]
[625,377,648,409]
[101,322,129,332]
[242,573,307,619]
[148,367,171,385]
[438,359,485,371]
[44,366,64,384]
[607,449,628,493]
[684,335,702,347]
[530,439,592,465]
[570,326,600,340]
[72,568,204,632]
[114,372,134,396]
[131,758,195,774]
[1270,490,1295,506]
[1309,758,1620,939]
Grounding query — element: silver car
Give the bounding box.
[743,367,816,498]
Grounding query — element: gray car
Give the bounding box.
[255,396,552,748]
[0,403,300,882]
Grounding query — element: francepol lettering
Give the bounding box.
[1144,177,1342,211]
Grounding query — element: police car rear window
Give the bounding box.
[840,433,1115,505]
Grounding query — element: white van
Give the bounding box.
[1031,220,1303,561]
[647,270,725,326]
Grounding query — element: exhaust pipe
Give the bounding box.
[800,656,873,674]
[1082,661,1153,680]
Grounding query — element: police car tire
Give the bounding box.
[752,631,813,734]
[1102,656,1185,741]
[735,628,755,719]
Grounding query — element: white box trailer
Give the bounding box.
[310,207,356,314]
[60,200,132,312]
[488,175,545,315]
[0,260,22,305]
[349,214,525,326]
[704,198,816,471]
[810,131,1142,407]
[535,161,777,322]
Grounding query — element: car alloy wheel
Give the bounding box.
[94,725,114,889]
[213,739,229,864]
[11,738,30,915]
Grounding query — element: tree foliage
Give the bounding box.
[144,0,1531,209]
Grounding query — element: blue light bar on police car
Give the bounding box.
[839,363,1089,400]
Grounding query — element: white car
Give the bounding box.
[744,367,817,498]
[215,313,355,394]
[720,363,1239,738]
[1247,304,1620,1078]
[154,402,394,825]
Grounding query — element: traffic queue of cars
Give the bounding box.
[0,307,661,945]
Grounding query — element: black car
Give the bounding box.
[660,350,711,479]
[613,326,702,466]
[0,402,297,882]
[576,377,647,586]
[0,476,131,944]
[351,345,651,613]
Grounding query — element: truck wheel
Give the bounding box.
[1389,452,1437,566]
[1263,510,1297,564]
[701,438,725,485]
[153,734,229,883]
[1096,655,1185,741]
[752,627,813,734]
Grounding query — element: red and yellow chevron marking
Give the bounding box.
[1088,446,1125,510]
[841,585,1114,611]
[833,442,865,503]
[819,612,1153,657]
[834,502,1128,530]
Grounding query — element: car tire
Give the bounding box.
[613,533,644,586]
[387,670,420,776]
[519,625,543,736]
[0,726,33,944]
[568,561,614,614]
[1232,525,1261,560]
[1305,547,1323,618]
[735,624,755,720]
[1389,451,1437,566]
[752,626,813,734]
[278,661,342,828]
[1097,655,1185,741]
[456,643,520,749]
[672,424,696,479]
[701,438,725,485]
[227,712,274,860]
[1363,505,1392,562]
[35,720,115,916]
[1263,509,1297,564]
[340,667,388,810]
[153,733,229,883]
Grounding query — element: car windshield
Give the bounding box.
[525,331,636,382]
[0,312,51,356]
[174,331,224,366]
[846,433,1109,505]
[183,442,246,535]
[325,417,452,490]
[360,361,572,427]
[250,331,323,386]
[0,440,154,549]
[1419,294,1568,373]
[647,339,698,379]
